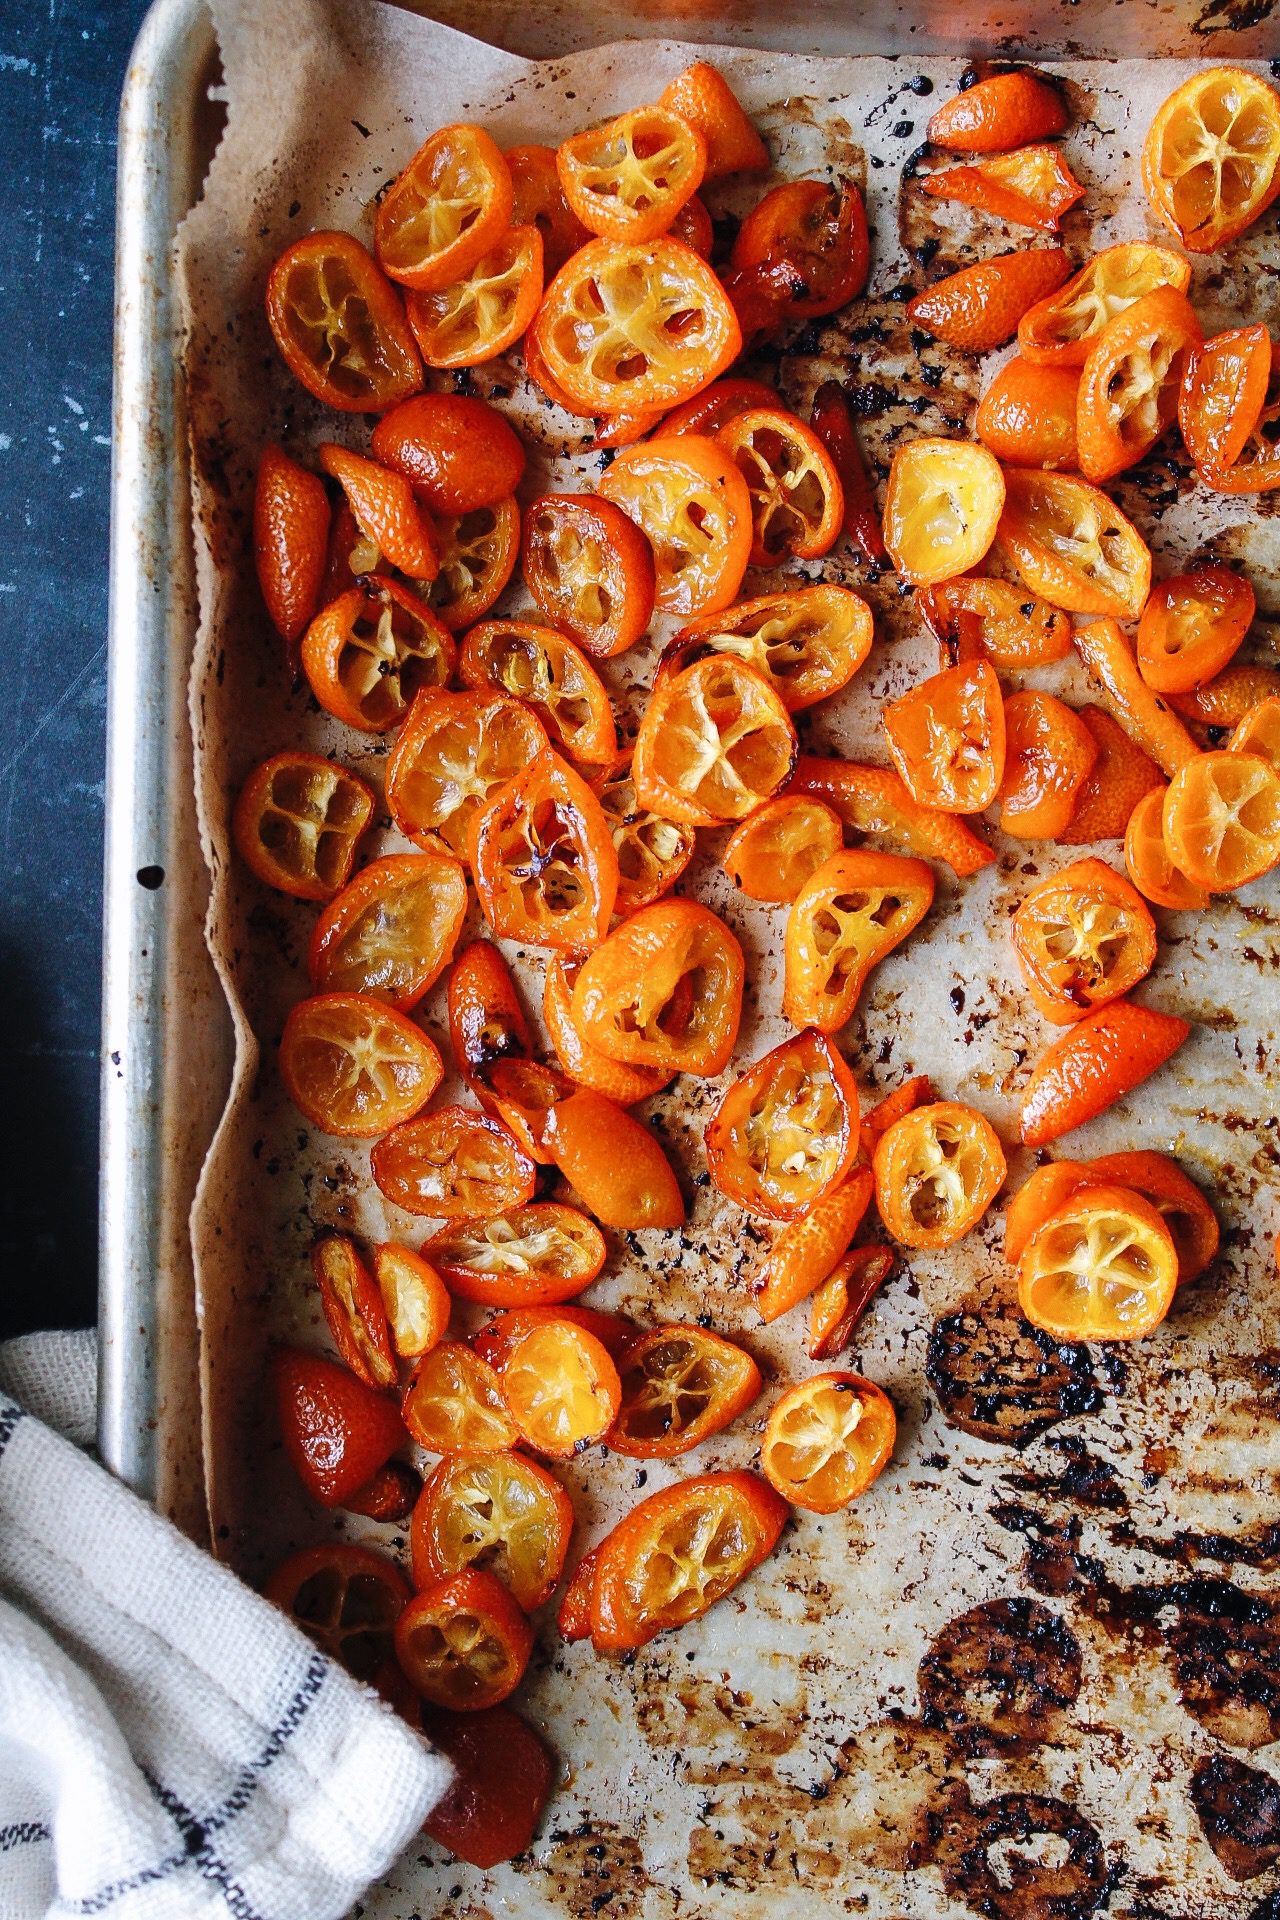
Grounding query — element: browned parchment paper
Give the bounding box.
[179,6,1280,1913]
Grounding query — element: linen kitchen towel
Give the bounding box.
[0,1342,448,1920]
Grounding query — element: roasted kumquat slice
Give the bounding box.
[783,849,934,1034]
[311,1233,397,1390]
[521,494,656,660]
[599,433,752,617]
[530,236,741,417]
[975,358,1079,470]
[411,1451,573,1610]
[927,70,1069,152]
[496,1317,622,1459]
[997,470,1151,621]
[406,225,544,369]
[1075,286,1202,482]
[372,391,526,515]
[253,445,330,658]
[1072,617,1199,778]
[1017,241,1191,367]
[788,755,995,878]
[722,795,843,903]
[997,691,1098,840]
[873,1101,1006,1250]
[1011,858,1157,1023]
[706,1029,860,1222]
[714,408,844,565]
[545,1088,684,1231]
[632,654,797,827]
[374,1243,452,1361]
[1162,750,1280,891]
[917,575,1072,671]
[883,438,1005,585]
[459,619,617,766]
[422,1704,556,1868]
[317,444,440,581]
[907,249,1071,354]
[265,1543,409,1684]
[557,105,707,244]
[375,122,512,291]
[309,852,467,1010]
[1060,707,1165,846]
[472,750,619,953]
[663,376,779,438]
[1137,565,1255,695]
[1170,663,1280,734]
[1142,66,1280,253]
[661,584,874,712]
[1123,785,1209,910]
[807,1246,898,1360]
[883,660,1006,814]
[591,761,696,911]
[266,230,422,412]
[571,900,744,1077]
[425,496,521,632]
[302,577,455,732]
[609,1325,762,1459]
[279,992,443,1138]
[1086,1150,1219,1285]
[590,1472,788,1653]
[543,956,672,1105]
[1018,1184,1178,1341]
[658,63,769,177]
[424,1203,606,1307]
[761,1373,896,1513]
[386,689,549,865]
[371,1107,537,1220]
[922,143,1084,231]
[402,1341,519,1454]
[395,1570,532,1711]
[233,752,374,902]
[754,1168,874,1324]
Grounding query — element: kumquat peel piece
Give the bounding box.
[1018,999,1192,1148]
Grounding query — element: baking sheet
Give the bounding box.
[180,6,1280,1913]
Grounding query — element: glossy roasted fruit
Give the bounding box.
[272,1347,405,1509]
[1011,858,1157,1023]
[975,358,1080,469]
[927,71,1069,152]
[883,439,1005,585]
[1142,66,1280,253]
[907,250,1070,354]
[783,849,935,1033]
[883,660,1006,813]
[1018,998,1192,1147]
[1137,565,1255,695]
[706,1029,860,1221]
[609,1325,762,1458]
[590,1472,788,1652]
[1018,241,1192,366]
[761,1373,896,1512]
[873,1101,1006,1250]
[1018,1184,1178,1341]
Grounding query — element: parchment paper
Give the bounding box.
[179,7,1280,1914]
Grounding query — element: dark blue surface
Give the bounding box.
[0,2,153,1338]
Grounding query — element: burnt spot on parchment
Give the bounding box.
[536,1822,647,1919]
[1001,1508,1280,1750]
[918,1596,1083,1757]
[1005,1435,1128,1512]
[925,1791,1113,1920]
[1190,1753,1280,1882]
[927,1309,1105,1447]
